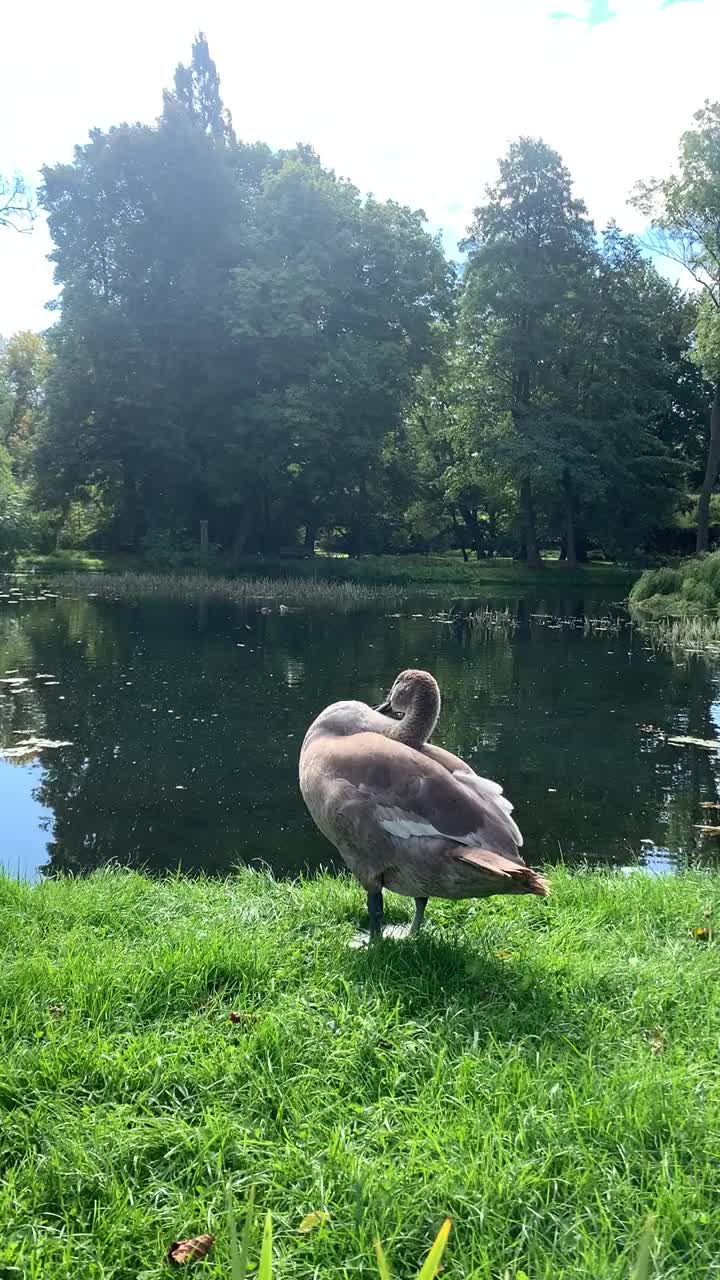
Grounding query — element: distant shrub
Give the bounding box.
[629,566,682,604]
[141,529,216,571]
[630,551,720,618]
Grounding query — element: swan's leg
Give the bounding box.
[408,897,428,937]
[367,890,384,940]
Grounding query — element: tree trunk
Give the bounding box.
[231,506,254,565]
[697,383,720,554]
[460,505,484,559]
[451,510,468,561]
[487,510,497,559]
[519,477,541,567]
[563,469,577,567]
[304,522,317,553]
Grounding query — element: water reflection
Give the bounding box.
[2,585,720,879]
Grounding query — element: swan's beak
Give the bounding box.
[374,698,401,719]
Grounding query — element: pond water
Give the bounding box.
[2,579,720,880]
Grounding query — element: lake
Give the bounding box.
[1,577,720,880]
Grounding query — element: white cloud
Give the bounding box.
[1,0,718,335]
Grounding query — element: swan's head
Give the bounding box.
[375,669,441,740]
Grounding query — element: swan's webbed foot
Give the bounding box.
[408,896,428,936]
[349,893,427,948]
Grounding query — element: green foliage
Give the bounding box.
[630,566,683,603]
[0,171,34,229]
[6,41,715,568]
[1,869,720,1276]
[696,294,720,383]
[36,36,450,560]
[631,551,720,617]
[0,448,32,565]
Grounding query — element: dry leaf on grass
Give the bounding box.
[646,1027,666,1056]
[166,1234,214,1265]
[693,927,711,942]
[298,1210,330,1233]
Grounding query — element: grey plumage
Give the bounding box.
[299,669,548,941]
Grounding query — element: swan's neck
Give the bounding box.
[388,687,440,750]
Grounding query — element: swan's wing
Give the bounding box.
[315,732,524,862]
[422,742,523,848]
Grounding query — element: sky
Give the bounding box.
[1,0,719,336]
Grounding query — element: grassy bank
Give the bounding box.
[8,557,637,614]
[1,869,719,1278]
[629,553,720,652]
[17,549,636,591]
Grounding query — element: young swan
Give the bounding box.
[299,668,547,943]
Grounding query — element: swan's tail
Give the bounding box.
[457,846,550,896]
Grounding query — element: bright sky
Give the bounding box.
[1,0,718,336]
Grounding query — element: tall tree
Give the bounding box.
[163,31,236,147]
[38,38,450,557]
[460,138,596,565]
[633,100,720,553]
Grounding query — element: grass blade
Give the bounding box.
[374,1238,393,1280]
[416,1219,452,1280]
[631,1215,655,1280]
[227,1185,255,1280]
[258,1210,273,1280]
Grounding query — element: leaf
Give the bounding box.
[298,1210,330,1233]
[646,1027,666,1055]
[374,1239,393,1280]
[166,1234,214,1265]
[693,926,711,942]
[257,1211,273,1280]
[228,1011,242,1024]
[416,1219,452,1280]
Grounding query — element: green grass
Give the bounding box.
[630,551,720,620]
[55,570,405,611]
[18,550,143,574]
[1,869,719,1278]
[18,549,636,592]
[21,558,636,614]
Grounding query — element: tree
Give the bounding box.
[460,139,596,565]
[0,331,51,479]
[37,37,450,558]
[163,31,235,146]
[228,155,452,554]
[633,101,720,553]
[550,227,689,562]
[0,173,34,231]
[405,354,516,559]
[0,446,31,565]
